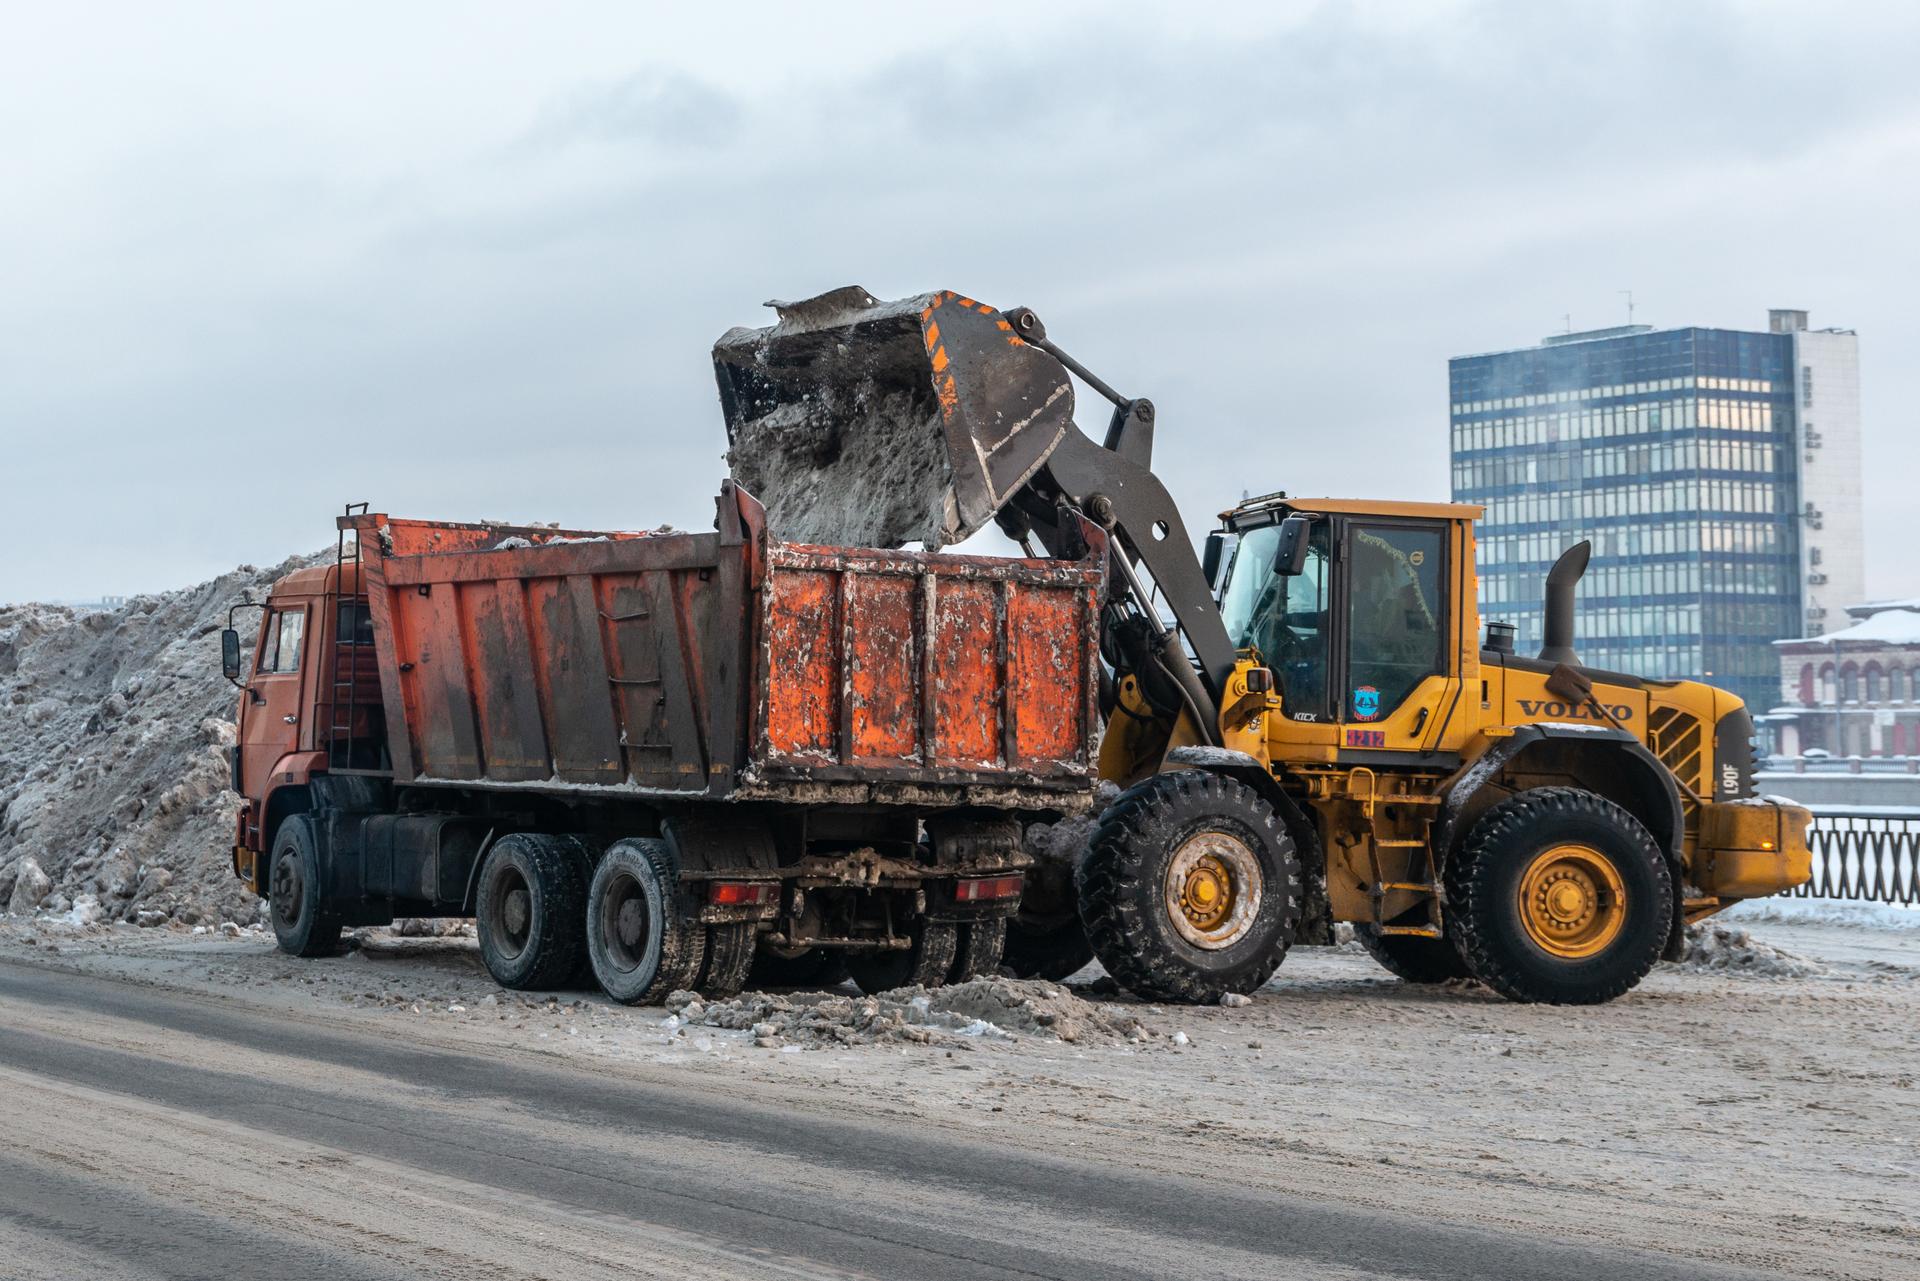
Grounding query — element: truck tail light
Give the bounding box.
[954,874,1024,903]
[708,881,776,906]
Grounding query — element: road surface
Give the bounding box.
[0,954,1807,1281]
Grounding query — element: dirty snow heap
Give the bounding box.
[0,554,321,926]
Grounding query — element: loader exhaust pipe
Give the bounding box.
[1537,540,1592,665]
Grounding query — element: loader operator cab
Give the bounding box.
[1216,501,1450,729]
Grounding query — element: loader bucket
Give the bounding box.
[713,286,1075,548]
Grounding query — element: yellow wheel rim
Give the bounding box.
[1164,832,1262,950]
[1517,844,1627,959]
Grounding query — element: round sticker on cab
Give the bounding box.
[1352,685,1382,721]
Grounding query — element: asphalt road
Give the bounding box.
[0,957,1796,1281]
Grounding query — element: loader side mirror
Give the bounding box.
[221,628,243,681]
[1271,516,1312,577]
[1201,530,1237,591]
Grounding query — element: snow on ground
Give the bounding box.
[5,910,1916,1280]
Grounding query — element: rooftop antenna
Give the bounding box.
[1563,313,1573,334]
[1619,289,1635,325]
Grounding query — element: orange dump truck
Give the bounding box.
[222,484,1104,1000]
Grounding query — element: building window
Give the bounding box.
[1865,664,1883,703]
[1841,663,1860,702]
[1797,664,1814,704]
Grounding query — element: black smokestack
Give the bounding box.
[1538,541,1592,665]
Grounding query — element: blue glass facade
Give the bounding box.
[1449,326,1800,713]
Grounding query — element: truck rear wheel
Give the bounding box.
[1356,925,1471,984]
[698,924,757,999]
[586,838,707,1005]
[948,918,1008,983]
[845,920,959,994]
[1447,788,1672,1005]
[1078,771,1301,1004]
[476,834,588,991]
[268,817,342,958]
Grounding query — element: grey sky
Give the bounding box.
[5,1,1918,603]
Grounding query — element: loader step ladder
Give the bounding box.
[328,502,370,770]
[1347,769,1446,940]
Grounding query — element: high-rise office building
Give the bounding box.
[1448,310,1862,713]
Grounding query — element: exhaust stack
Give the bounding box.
[1537,541,1592,665]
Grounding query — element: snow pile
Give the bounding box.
[1025,780,1121,869]
[1673,923,1829,979]
[0,553,322,928]
[665,977,1155,1049]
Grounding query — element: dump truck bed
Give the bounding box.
[345,486,1102,809]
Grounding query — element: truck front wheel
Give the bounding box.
[268,817,342,958]
[1078,771,1301,1004]
[476,834,589,991]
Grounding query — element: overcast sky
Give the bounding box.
[6,1,1918,604]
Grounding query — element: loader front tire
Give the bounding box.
[1078,771,1301,1004]
[476,834,589,991]
[586,838,707,1005]
[1447,788,1671,1005]
[1356,925,1472,985]
[268,817,342,959]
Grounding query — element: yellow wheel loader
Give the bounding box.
[713,287,1813,1005]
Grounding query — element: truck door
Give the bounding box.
[240,602,308,790]
[1340,522,1447,732]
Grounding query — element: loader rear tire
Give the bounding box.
[586,838,707,1005]
[268,817,342,959]
[948,918,1008,984]
[1002,915,1094,981]
[476,834,589,991]
[1447,788,1671,1005]
[845,920,959,994]
[1356,925,1471,984]
[1078,771,1301,1004]
[698,923,757,999]
[747,945,850,991]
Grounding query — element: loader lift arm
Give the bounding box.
[992,306,1235,742]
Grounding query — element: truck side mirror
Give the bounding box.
[1271,516,1311,576]
[221,628,243,681]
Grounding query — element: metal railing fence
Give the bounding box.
[1790,810,1920,906]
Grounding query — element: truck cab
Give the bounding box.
[224,562,382,891]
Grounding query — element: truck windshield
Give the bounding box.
[1217,521,1330,718]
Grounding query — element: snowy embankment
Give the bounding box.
[0,554,322,927]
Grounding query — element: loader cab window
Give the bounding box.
[1344,524,1444,723]
[256,606,306,674]
[1219,519,1331,720]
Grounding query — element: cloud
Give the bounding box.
[3,0,1918,605]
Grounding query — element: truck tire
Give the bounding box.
[1356,925,1471,984]
[1078,771,1301,1004]
[586,838,707,1005]
[747,945,850,991]
[1446,787,1672,1005]
[845,920,959,994]
[699,924,757,999]
[268,817,342,958]
[948,918,1008,983]
[476,834,588,991]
